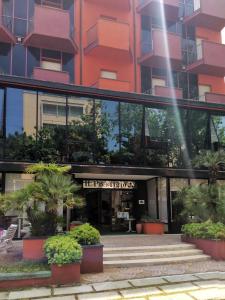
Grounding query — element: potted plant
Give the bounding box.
[69,223,103,273]
[181,221,225,260]
[0,163,85,261]
[44,235,82,284]
[141,214,164,235]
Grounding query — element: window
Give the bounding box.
[41,60,61,71]
[41,49,61,71]
[152,78,166,95]
[43,103,66,117]
[198,85,211,101]
[43,104,57,116]
[69,106,83,117]
[101,70,117,80]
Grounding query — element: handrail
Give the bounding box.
[1,15,13,33]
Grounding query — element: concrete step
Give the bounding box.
[103,254,211,267]
[104,243,195,253]
[103,249,203,260]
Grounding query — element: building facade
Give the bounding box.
[0,0,225,233]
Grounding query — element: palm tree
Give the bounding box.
[193,150,225,184]
[0,163,85,236]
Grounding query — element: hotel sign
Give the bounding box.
[83,180,136,190]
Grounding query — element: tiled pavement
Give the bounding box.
[3,272,225,300]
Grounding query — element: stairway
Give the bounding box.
[103,243,211,267]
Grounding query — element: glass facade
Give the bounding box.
[0,87,223,167]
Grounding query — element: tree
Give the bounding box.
[0,163,85,236]
[174,183,225,223]
[193,150,225,184]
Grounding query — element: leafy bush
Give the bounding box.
[44,235,82,265]
[69,223,100,245]
[181,220,225,240]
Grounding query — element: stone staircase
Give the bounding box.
[103,243,211,267]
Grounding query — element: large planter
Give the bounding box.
[181,236,225,260]
[51,262,80,285]
[81,244,103,274]
[143,222,164,235]
[23,238,47,261]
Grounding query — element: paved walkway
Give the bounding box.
[3,272,225,299]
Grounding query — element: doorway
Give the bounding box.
[86,190,136,233]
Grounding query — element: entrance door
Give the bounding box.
[86,189,135,233]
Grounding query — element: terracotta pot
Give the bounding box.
[70,222,82,231]
[51,262,80,285]
[136,223,143,234]
[143,222,164,235]
[81,244,103,274]
[23,238,47,261]
[194,238,225,260]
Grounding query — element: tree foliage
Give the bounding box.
[193,150,225,184]
[0,163,85,236]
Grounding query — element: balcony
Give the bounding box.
[137,0,179,21]
[86,0,130,10]
[187,41,225,77]
[85,18,131,59]
[94,78,130,92]
[0,16,16,44]
[184,0,225,31]
[139,29,182,69]
[204,93,225,105]
[23,5,77,53]
[33,68,70,84]
[154,86,183,99]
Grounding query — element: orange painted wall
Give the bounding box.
[198,74,225,94]
[196,27,222,43]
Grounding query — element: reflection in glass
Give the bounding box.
[5,88,37,160]
[211,115,225,149]
[120,103,143,165]
[95,100,119,164]
[145,107,168,167]
[67,97,94,163]
[0,90,4,137]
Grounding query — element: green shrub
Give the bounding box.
[44,235,82,265]
[69,223,100,245]
[181,220,225,240]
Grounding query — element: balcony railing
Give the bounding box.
[93,78,130,92]
[24,5,77,53]
[137,0,180,20]
[139,28,182,69]
[184,0,225,31]
[85,18,130,56]
[33,67,70,84]
[187,40,225,77]
[0,15,16,44]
